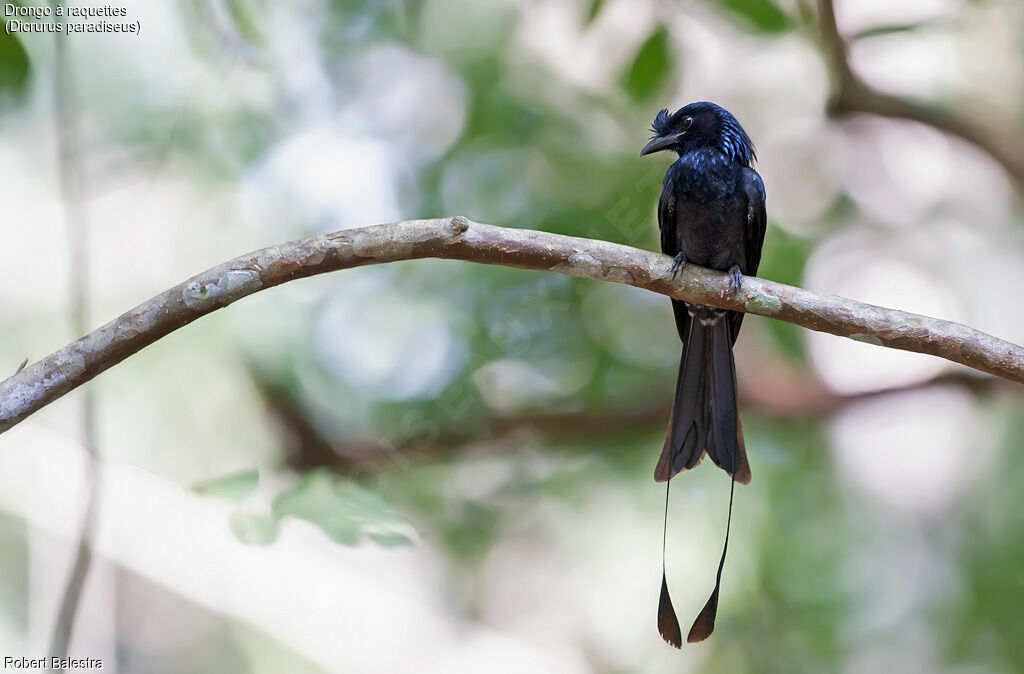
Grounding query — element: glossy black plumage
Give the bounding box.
[646,102,765,483]
[641,101,766,646]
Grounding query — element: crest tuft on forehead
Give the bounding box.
[651,108,673,137]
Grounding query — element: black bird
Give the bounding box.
[640,101,766,646]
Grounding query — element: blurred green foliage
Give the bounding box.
[716,0,794,34]
[0,23,29,98]
[939,401,1024,671]
[273,470,412,547]
[621,27,673,102]
[195,470,260,502]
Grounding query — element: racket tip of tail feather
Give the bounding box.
[657,573,683,648]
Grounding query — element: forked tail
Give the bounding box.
[655,307,750,484]
[657,305,749,646]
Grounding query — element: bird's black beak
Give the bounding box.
[640,133,682,157]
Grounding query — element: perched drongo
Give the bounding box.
[640,101,766,646]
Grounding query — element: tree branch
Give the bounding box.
[816,0,1024,187]
[2,216,1022,434]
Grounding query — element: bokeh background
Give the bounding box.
[1,0,1023,672]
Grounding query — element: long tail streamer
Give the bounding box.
[687,471,736,642]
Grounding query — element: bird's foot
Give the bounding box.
[727,265,743,295]
[670,253,687,280]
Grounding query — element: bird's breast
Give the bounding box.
[665,151,749,270]
[671,151,735,203]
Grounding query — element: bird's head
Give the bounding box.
[640,101,755,166]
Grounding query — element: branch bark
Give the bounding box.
[816,0,1024,187]
[2,216,1023,434]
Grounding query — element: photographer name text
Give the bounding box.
[3,657,102,670]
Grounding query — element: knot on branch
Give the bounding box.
[182,269,263,311]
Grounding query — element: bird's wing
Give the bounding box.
[658,175,678,257]
[659,175,690,343]
[729,167,767,344]
[742,167,767,276]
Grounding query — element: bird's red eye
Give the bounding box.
[681,116,693,130]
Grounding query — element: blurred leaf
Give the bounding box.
[584,0,606,25]
[230,512,280,546]
[851,22,934,41]
[194,470,260,502]
[441,501,499,562]
[367,531,413,548]
[0,21,29,97]
[272,470,408,547]
[225,0,268,47]
[620,27,671,102]
[759,226,811,285]
[714,0,793,34]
